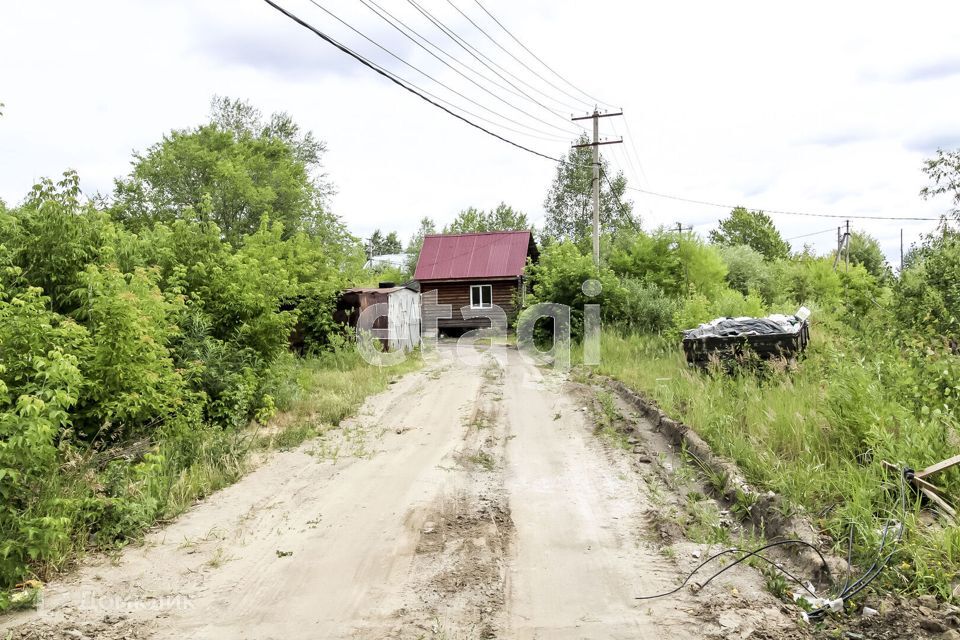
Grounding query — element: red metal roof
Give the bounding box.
[414,231,534,281]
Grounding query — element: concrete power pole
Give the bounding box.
[572,109,623,265]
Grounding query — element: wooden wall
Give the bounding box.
[419,279,520,330]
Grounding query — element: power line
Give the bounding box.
[357,0,573,141]
[404,0,581,132]
[305,0,573,142]
[261,0,562,162]
[442,0,589,113]
[625,186,941,221]
[620,115,650,186]
[471,0,613,109]
[786,227,837,241]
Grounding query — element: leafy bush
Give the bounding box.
[716,244,776,302]
[896,232,960,336]
[616,279,678,334]
[527,241,624,339]
[673,288,767,332]
[72,265,184,440]
[610,228,728,297]
[0,99,373,599]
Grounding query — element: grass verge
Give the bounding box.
[588,329,960,599]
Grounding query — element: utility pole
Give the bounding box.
[674,223,693,291]
[900,228,904,273]
[572,109,623,265]
[845,219,850,272]
[833,222,851,272]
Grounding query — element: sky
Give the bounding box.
[2,1,960,267]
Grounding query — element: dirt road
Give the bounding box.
[4,345,805,639]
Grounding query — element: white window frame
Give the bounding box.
[470,284,493,309]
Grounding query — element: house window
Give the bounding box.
[470,284,492,309]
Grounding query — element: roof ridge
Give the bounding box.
[423,230,531,238]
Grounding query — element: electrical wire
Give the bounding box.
[624,186,942,221]
[261,0,563,162]
[442,0,589,113]
[804,467,907,622]
[608,119,642,189]
[357,0,573,141]
[471,0,614,109]
[635,539,828,600]
[303,0,575,141]
[786,227,838,241]
[620,115,650,186]
[635,467,910,624]
[404,0,582,131]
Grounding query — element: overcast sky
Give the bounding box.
[3,1,960,266]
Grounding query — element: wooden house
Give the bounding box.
[414,231,538,335]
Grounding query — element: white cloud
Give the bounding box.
[1,0,958,267]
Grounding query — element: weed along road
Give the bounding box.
[4,344,805,640]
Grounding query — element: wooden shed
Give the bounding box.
[413,231,538,335]
[334,283,421,352]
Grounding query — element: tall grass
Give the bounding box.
[591,327,960,597]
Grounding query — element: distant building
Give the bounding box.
[414,231,538,335]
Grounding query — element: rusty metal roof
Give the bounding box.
[414,231,534,281]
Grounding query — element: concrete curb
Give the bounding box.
[604,377,848,584]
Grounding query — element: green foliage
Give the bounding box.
[778,255,842,306]
[673,289,767,331]
[7,172,119,312]
[367,229,402,255]
[617,279,678,334]
[405,216,436,272]
[715,244,776,301]
[920,147,960,219]
[72,265,184,439]
[111,97,335,246]
[443,202,530,234]
[543,135,636,244]
[845,231,889,278]
[896,231,960,335]
[708,207,790,261]
[609,228,728,297]
[0,99,374,599]
[527,241,623,338]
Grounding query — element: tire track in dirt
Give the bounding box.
[375,355,514,640]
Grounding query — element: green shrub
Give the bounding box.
[673,288,767,331]
[72,265,184,440]
[610,228,728,297]
[616,279,678,334]
[716,244,776,302]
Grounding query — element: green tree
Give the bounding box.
[444,202,530,234]
[708,207,790,261]
[405,216,436,272]
[715,243,776,301]
[367,229,385,255]
[845,231,889,278]
[920,148,960,219]
[543,136,636,244]
[381,231,402,254]
[111,97,334,245]
[609,228,728,298]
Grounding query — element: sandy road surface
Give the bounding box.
[4,344,805,639]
